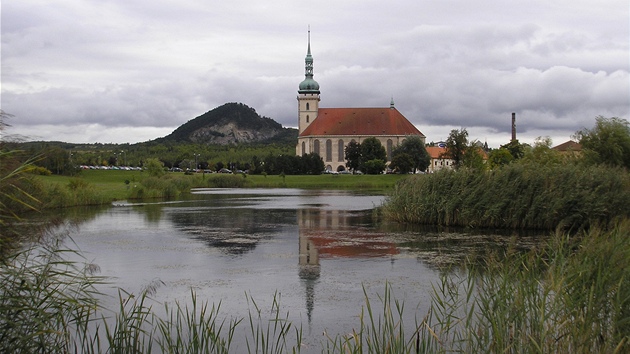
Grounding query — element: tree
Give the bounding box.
[444,128,468,169]
[363,159,387,174]
[144,158,165,177]
[359,137,387,174]
[462,144,487,170]
[500,139,527,160]
[302,153,325,174]
[344,141,361,173]
[391,136,430,173]
[575,116,630,169]
[35,145,79,176]
[488,148,514,169]
[519,136,562,166]
[389,153,415,174]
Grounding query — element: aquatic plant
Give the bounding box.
[383,163,630,230]
[127,175,193,199]
[206,174,248,188]
[422,221,630,353]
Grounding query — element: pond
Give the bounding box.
[52,188,542,351]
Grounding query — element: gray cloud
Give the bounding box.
[2,0,628,146]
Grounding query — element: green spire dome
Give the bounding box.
[299,29,320,94]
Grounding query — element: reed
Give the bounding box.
[245,292,302,354]
[0,240,104,353]
[127,175,193,199]
[423,221,630,353]
[383,163,630,230]
[206,174,248,188]
[324,285,419,353]
[155,292,239,354]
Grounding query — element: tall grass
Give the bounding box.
[206,174,248,188]
[324,221,630,353]
[423,220,630,353]
[324,285,419,353]
[384,163,630,230]
[127,174,194,199]
[0,240,104,353]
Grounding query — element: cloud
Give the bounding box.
[1,0,628,146]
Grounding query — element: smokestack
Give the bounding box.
[511,112,516,141]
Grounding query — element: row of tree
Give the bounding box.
[6,111,629,176]
[440,116,630,171]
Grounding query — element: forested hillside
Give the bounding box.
[159,102,297,145]
[11,102,299,174]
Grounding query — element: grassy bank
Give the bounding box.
[35,170,407,201]
[2,222,628,353]
[383,163,630,230]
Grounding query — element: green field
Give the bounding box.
[35,170,410,201]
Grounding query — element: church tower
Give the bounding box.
[297,29,320,135]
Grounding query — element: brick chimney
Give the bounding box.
[511,112,516,141]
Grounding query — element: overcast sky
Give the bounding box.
[2,0,629,148]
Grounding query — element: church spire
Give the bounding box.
[307,26,312,56]
[299,27,320,94]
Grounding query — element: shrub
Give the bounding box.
[207,174,247,188]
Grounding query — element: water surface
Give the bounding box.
[60,188,541,351]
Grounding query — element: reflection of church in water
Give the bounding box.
[297,208,398,324]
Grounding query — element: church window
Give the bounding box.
[387,139,393,161]
[302,142,306,156]
[306,115,309,123]
[306,103,310,110]
[326,139,332,162]
[314,140,320,156]
[337,140,344,162]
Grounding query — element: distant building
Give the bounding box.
[552,140,582,156]
[426,146,488,172]
[295,31,426,172]
[426,147,454,173]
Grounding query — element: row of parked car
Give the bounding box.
[80,165,142,171]
[323,170,363,175]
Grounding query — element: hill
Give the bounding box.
[159,102,297,145]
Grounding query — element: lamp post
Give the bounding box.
[194,153,200,172]
[121,150,126,167]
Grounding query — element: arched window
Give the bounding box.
[338,140,344,162]
[306,115,309,123]
[314,140,320,156]
[326,139,332,162]
[387,139,393,161]
[301,142,306,156]
[306,102,310,110]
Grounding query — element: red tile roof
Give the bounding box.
[426,146,447,159]
[425,146,488,159]
[300,107,425,137]
[552,140,582,151]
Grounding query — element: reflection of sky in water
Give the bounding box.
[191,188,385,210]
[61,189,543,353]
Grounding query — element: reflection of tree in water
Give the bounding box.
[135,203,165,224]
[384,223,546,270]
[170,208,295,255]
[2,205,110,254]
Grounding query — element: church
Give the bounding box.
[295,32,426,172]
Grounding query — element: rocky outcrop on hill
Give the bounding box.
[163,103,296,145]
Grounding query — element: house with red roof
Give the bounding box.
[426,146,454,173]
[295,31,426,172]
[552,140,582,156]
